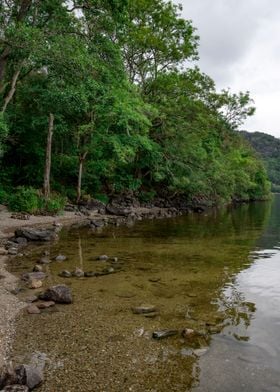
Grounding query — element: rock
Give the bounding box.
[55,255,66,262]
[1,385,29,392]
[33,265,43,272]
[21,272,46,282]
[39,285,72,304]
[15,227,57,242]
[27,304,41,314]
[25,296,38,303]
[37,301,55,309]
[132,305,158,314]
[0,365,17,388]
[38,257,50,265]
[193,348,208,356]
[152,330,178,339]
[11,213,30,220]
[101,267,115,274]
[106,205,130,216]
[42,250,49,256]
[97,255,109,261]
[58,270,72,278]
[15,364,43,390]
[84,271,97,277]
[111,257,118,262]
[8,248,18,255]
[72,268,84,278]
[29,280,42,289]
[13,237,28,246]
[0,248,8,255]
[143,312,159,318]
[90,220,104,228]
[181,328,195,338]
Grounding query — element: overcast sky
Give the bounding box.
[174,0,280,138]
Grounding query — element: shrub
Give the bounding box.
[8,186,39,213]
[39,193,66,214]
[8,187,66,214]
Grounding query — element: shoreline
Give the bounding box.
[0,204,183,375]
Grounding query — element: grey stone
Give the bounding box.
[27,305,40,314]
[38,257,50,265]
[72,268,84,278]
[132,305,157,314]
[15,227,57,242]
[58,270,71,278]
[15,364,43,390]
[152,330,178,339]
[39,285,72,304]
[33,265,43,272]
[97,255,109,261]
[21,272,46,282]
[55,255,66,262]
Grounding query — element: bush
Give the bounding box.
[39,193,66,214]
[0,187,8,204]
[8,186,39,213]
[8,187,66,214]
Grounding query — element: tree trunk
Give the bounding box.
[77,151,88,203]
[43,113,54,198]
[1,66,22,113]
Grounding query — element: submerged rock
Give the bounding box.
[58,270,72,278]
[152,330,178,339]
[97,255,109,261]
[33,265,43,272]
[181,328,195,338]
[37,301,55,309]
[28,280,43,289]
[38,257,50,265]
[39,285,72,304]
[55,255,67,262]
[132,305,157,314]
[84,271,97,277]
[72,268,84,278]
[27,304,41,314]
[21,272,46,282]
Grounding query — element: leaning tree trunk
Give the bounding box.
[77,151,88,203]
[43,113,54,198]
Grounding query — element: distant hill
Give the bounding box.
[241,131,280,191]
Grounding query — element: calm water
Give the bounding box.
[9,195,280,391]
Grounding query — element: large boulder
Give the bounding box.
[15,228,57,242]
[39,285,72,304]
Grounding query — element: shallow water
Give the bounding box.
[9,195,280,391]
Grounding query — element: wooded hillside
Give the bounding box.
[241,131,280,192]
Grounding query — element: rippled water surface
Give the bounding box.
[9,195,280,391]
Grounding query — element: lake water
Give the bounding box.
[9,195,280,391]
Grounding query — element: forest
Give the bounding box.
[241,131,280,192]
[0,0,271,213]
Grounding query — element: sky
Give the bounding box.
[174,0,280,138]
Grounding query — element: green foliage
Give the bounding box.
[0,0,271,208]
[7,187,65,213]
[241,131,280,190]
[38,194,66,214]
[8,187,39,213]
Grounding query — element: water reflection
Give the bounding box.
[9,197,278,392]
[196,195,280,392]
